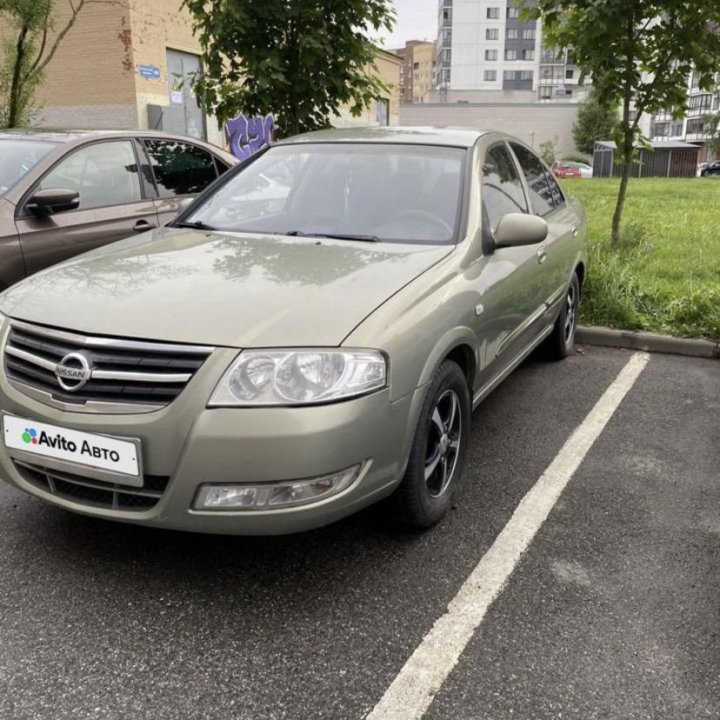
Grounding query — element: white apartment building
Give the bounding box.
[650,72,720,161]
[435,0,587,102]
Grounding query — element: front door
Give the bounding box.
[472,141,549,389]
[166,49,206,141]
[15,139,159,277]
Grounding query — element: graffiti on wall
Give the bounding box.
[225,113,274,161]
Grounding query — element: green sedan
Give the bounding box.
[0,127,587,534]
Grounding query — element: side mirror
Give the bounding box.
[27,188,80,216]
[493,213,548,248]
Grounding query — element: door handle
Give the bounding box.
[537,247,547,264]
[133,220,156,233]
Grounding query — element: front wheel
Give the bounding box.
[542,272,580,360]
[394,360,470,528]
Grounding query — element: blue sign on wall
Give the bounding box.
[139,65,161,80]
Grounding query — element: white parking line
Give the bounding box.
[366,352,650,720]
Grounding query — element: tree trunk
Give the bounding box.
[7,24,30,128]
[611,145,633,248]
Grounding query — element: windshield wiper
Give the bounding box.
[284,230,379,243]
[173,220,217,231]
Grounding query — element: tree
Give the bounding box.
[0,0,111,128]
[529,1,720,246]
[573,89,618,156]
[700,109,720,160]
[539,138,557,165]
[183,0,395,139]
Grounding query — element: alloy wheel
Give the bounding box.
[425,389,462,498]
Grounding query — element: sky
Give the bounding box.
[378,0,438,50]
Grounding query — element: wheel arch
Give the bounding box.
[416,327,480,393]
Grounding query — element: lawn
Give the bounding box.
[561,177,720,340]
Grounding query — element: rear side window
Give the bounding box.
[144,139,219,197]
[38,140,142,210]
[510,143,565,215]
[544,166,565,208]
[482,143,528,232]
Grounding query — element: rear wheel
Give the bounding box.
[394,360,470,528]
[542,272,580,360]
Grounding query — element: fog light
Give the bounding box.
[194,464,362,511]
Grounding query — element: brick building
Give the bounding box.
[392,40,436,103]
[2,1,399,144]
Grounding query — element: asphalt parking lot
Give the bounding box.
[0,345,717,720]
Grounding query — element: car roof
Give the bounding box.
[0,129,235,158]
[277,126,490,149]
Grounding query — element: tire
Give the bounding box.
[542,271,580,360]
[394,360,471,528]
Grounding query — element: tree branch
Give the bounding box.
[34,0,125,77]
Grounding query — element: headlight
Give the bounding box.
[208,349,386,406]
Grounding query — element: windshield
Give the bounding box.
[184,143,466,244]
[0,139,57,197]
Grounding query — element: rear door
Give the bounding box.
[15,139,159,277]
[509,142,580,319]
[141,138,226,226]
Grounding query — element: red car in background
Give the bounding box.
[552,161,582,179]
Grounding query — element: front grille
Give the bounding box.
[13,459,169,511]
[4,321,214,413]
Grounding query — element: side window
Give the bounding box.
[215,158,231,176]
[38,141,142,210]
[482,143,528,232]
[510,142,558,216]
[544,170,566,209]
[144,140,219,197]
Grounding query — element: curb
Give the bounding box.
[577,326,719,359]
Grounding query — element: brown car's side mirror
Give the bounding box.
[27,188,80,216]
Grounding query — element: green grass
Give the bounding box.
[561,178,720,341]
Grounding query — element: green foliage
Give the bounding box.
[563,178,720,340]
[700,110,720,158]
[0,0,52,127]
[539,139,556,166]
[530,1,720,246]
[561,154,592,163]
[573,89,618,155]
[0,0,97,128]
[183,0,395,138]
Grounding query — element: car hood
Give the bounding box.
[0,227,452,347]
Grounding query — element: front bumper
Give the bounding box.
[0,347,423,534]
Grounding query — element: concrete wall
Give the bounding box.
[399,102,581,157]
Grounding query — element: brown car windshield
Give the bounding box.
[185,143,466,244]
[0,139,58,197]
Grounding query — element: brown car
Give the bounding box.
[0,130,236,289]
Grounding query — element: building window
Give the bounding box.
[486,28,499,40]
[507,7,521,18]
[521,49,534,60]
[522,28,536,40]
[484,70,497,82]
[504,49,517,61]
[503,70,534,82]
[566,69,574,79]
[487,7,500,19]
[485,49,498,61]
[506,29,518,40]
[539,87,553,99]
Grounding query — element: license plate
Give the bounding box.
[3,415,140,481]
